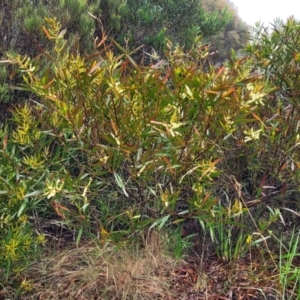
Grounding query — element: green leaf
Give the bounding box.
[17,200,28,217]
[114,172,129,197]
[149,215,170,230]
[24,190,42,198]
[76,226,83,247]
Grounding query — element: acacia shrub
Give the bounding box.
[1,17,292,278]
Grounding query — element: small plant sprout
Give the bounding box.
[44,178,64,199]
[244,128,262,142]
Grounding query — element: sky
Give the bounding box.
[230,0,300,28]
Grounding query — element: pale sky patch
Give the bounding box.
[230,0,300,28]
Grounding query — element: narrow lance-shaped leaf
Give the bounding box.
[114,172,129,197]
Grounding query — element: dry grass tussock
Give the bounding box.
[14,231,181,300]
[1,229,288,300]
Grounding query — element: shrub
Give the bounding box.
[240,17,300,214]
[2,17,300,281]
[124,0,232,53]
[0,17,268,274]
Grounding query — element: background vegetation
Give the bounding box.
[0,1,300,299]
[202,0,249,62]
[0,0,246,57]
[0,0,249,123]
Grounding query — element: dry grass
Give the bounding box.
[1,230,292,300]
[10,231,180,300]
